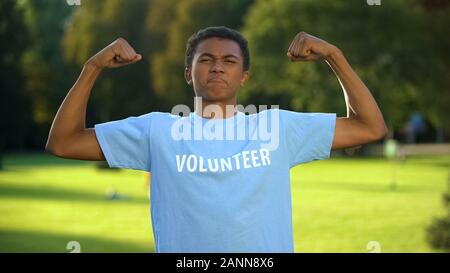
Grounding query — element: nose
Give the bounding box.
[210,60,224,73]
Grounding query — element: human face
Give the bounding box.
[185,37,249,103]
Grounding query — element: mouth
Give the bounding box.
[207,78,227,84]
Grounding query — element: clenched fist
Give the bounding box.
[86,37,142,69]
[287,32,338,62]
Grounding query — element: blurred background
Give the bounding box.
[0,0,449,252]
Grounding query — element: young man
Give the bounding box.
[46,26,387,252]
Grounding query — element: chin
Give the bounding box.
[203,89,233,101]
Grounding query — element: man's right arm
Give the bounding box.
[45,38,142,160]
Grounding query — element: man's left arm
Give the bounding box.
[287,32,388,150]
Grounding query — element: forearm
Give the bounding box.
[325,48,388,135]
[46,63,102,149]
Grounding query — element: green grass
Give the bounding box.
[0,152,448,252]
[291,156,449,252]
[0,153,153,252]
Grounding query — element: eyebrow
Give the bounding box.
[198,53,240,59]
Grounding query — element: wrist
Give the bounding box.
[84,58,104,72]
[324,45,342,62]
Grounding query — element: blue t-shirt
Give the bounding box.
[94,109,336,253]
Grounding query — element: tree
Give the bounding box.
[241,0,449,138]
[20,0,76,149]
[416,0,450,142]
[427,170,450,251]
[62,0,156,124]
[149,0,254,109]
[0,0,31,167]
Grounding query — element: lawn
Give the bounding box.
[0,152,448,252]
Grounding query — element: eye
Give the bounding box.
[200,58,212,63]
[225,59,236,64]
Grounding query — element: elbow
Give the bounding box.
[45,141,57,155]
[379,121,389,139]
[370,123,389,142]
[45,139,65,157]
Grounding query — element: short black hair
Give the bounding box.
[185,26,250,71]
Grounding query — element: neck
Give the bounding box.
[194,96,238,119]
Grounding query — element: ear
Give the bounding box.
[240,71,249,87]
[184,67,192,85]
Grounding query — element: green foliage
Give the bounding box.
[427,173,450,251]
[62,0,158,122]
[241,0,450,134]
[0,0,33,154]
[149,0,254,108]
[2,0,450,152]
[427,217,450,250]
[418,6,450,131]
[19,0,76,148]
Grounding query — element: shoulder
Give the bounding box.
[141,111,173,118]
[276,109,336,120]
[144,111,192,129]
[139,111,182,121]
[264,109,336,130]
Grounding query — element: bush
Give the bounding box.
[426,172,450,251]
[427,218,450,250]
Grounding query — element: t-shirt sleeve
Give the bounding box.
[280,110,336,167]
[94,113,153,171]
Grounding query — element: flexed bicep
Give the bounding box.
[46,128,105,161]
[332,117,384,150]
